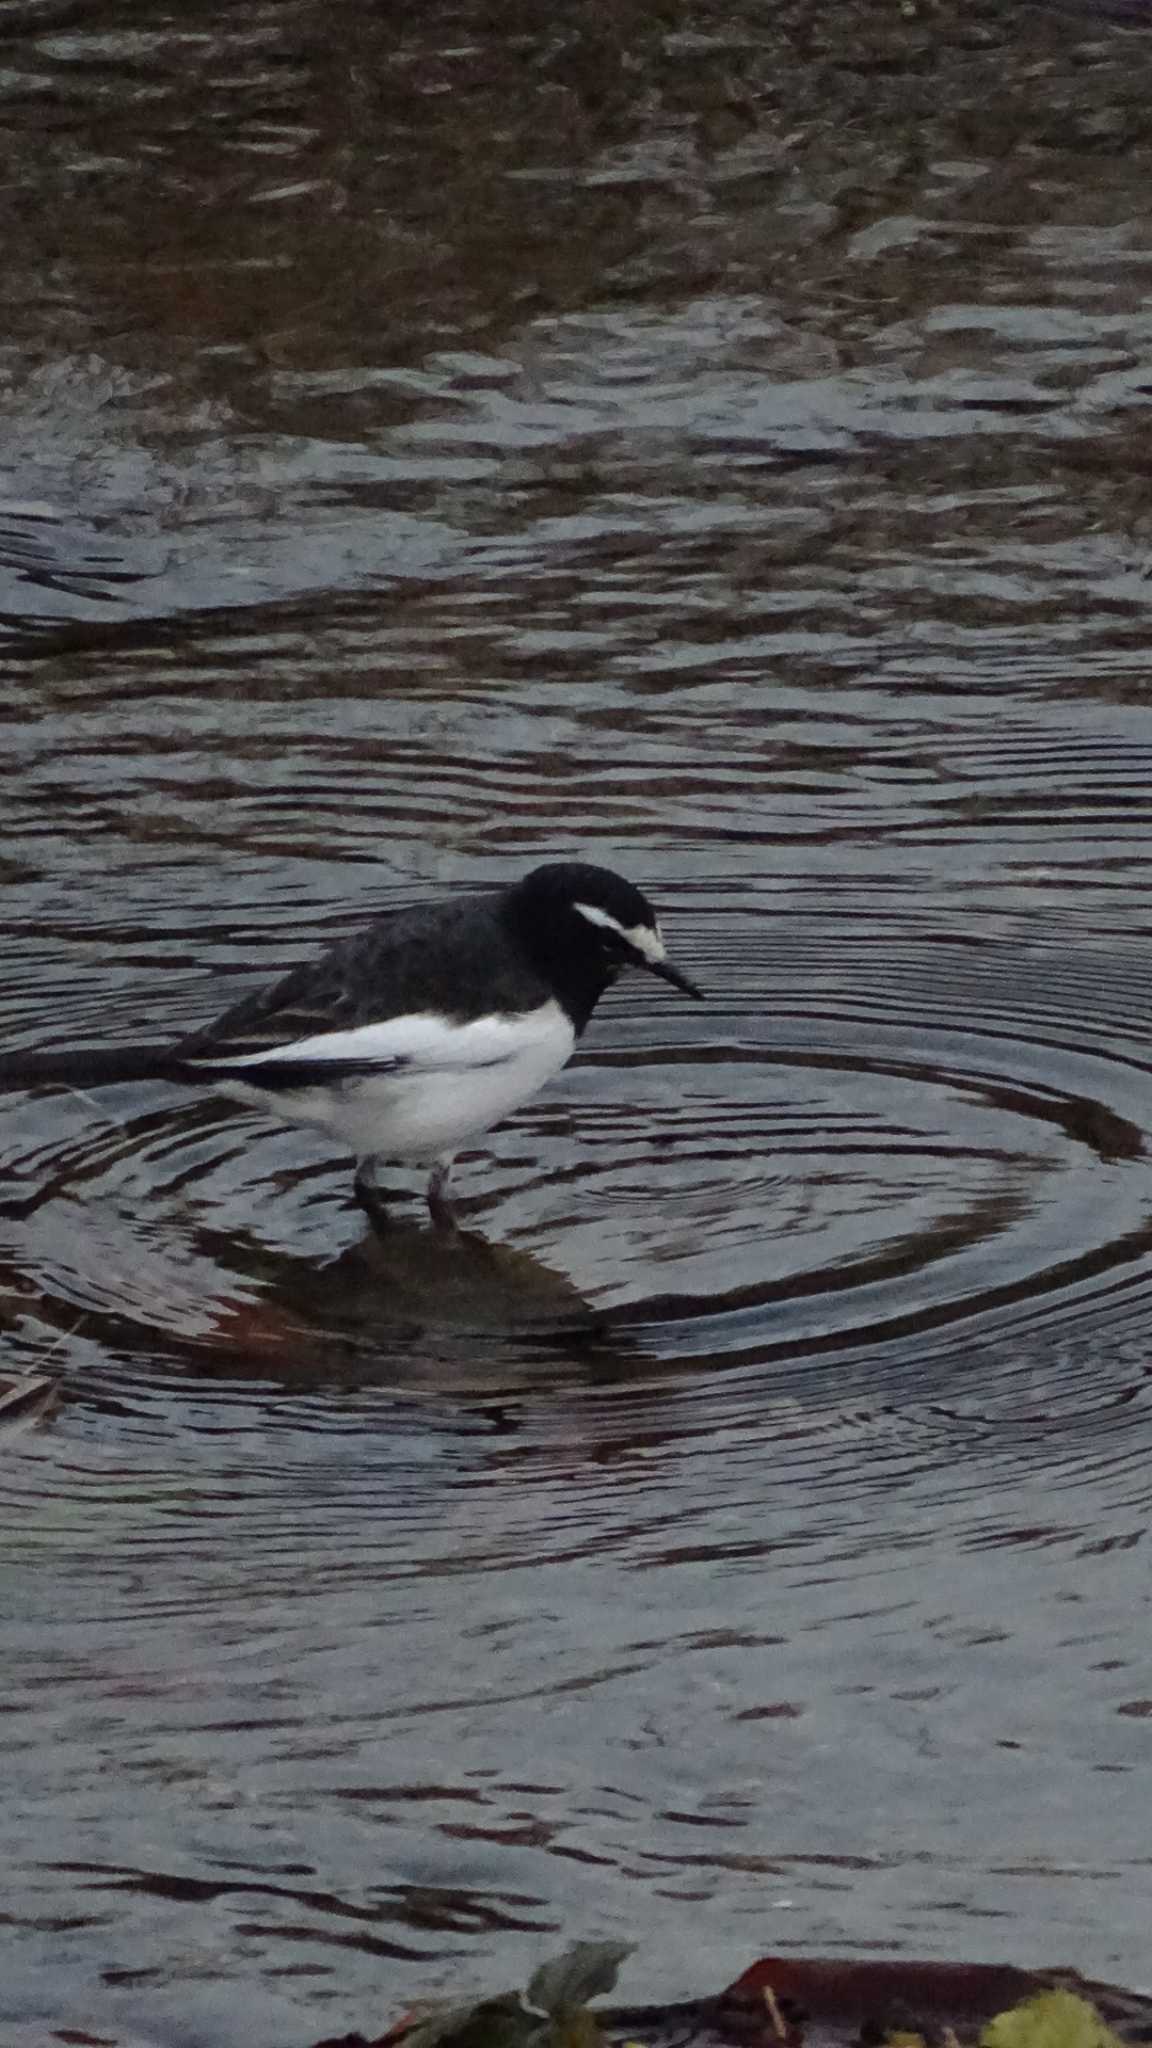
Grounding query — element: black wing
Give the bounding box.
[173,889,543,1074]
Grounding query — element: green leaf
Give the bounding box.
[982,1992,1127,2048]
[553,2009,609,2048]
[399,1992,546,2048]
[526,1942,634,2018]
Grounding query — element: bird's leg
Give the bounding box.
[353,1158,393,1232]
[426,1157,458,1232]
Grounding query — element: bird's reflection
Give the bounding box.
[178,1205,612,1393]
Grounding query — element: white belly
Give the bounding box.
[216,1001,576,1164]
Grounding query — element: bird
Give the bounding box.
[0,861,704,1229]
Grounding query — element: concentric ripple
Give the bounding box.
[4,923,1152,1449]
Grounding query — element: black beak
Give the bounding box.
[647,957,705,1000]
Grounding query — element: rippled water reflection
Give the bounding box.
[4,0,1152,2041]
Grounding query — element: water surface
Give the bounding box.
[3,1,1152,2042]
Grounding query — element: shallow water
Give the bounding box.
[4,0,1152,2041]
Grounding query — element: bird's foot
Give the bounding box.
[353,1160,395,1233]
[426,1159,459,1233]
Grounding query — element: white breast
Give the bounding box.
[214,1000,577,1164]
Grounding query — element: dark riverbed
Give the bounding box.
[3,0,1152,2042]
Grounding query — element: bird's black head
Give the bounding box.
[504,861,703,1031]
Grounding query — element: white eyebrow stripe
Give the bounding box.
[574,901,666,964]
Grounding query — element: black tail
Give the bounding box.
[0,1044,183,1091]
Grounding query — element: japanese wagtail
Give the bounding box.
[0,861,703,1228]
